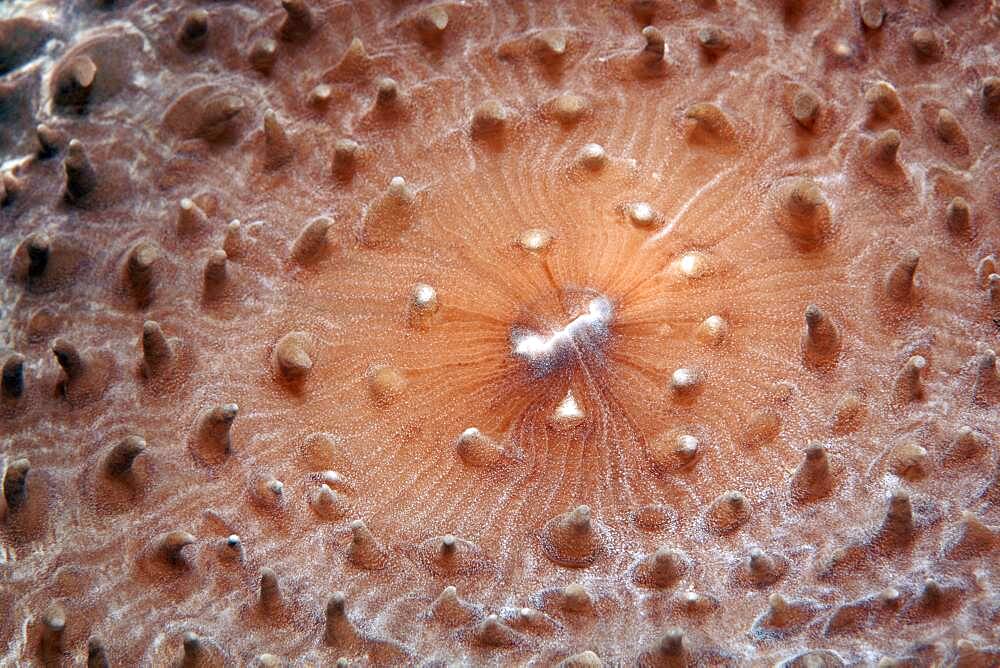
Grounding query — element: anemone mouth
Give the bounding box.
[509,289,615,379]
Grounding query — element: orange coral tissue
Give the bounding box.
[1,0,999,666]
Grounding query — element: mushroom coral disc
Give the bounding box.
[1,0,999,665]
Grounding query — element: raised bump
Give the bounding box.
[370,75,396,105]
[52,338,86,386]
[779,178,829,246]
[550,389,586,430]
[221,534,245,561]
[279,0,313,42]
[408,283,438,328]
[802,304,839,365]
[572,143,607,173]
[249,478,285,510]
[335,37,370,76]
[1,172,21,204]
[259,567,281,609]
[360,177,416,247]
[413,533,489,577]
[548,92,589,125]
[194,403,238,457]
[3,458,30,512]
[684,103,735,144]
[310,484,349,520]
[2,353,25,399]
[369,366,406,405]
[943,511,998,559]
[64,139,97,201]
[535,30,567,60]
[203,250,228,298]
[272,332,313,382]
[790,443,833,502]
[181,632,215,668]
[648,431,700,472]
[641,26,665,63]
[196,93,245,141]
[677,590,719,616]
[894,355,926,403]
[697,26,730,53]
[694,314,728,345]
[177,198,208,236]
[154,530,196,566]
[888,442,927,480]
[223,221,242,258]
[126,241,159,308]
[428,586,479,626]
[558,651,602,668]
[416,6,449,44]
[558,583,595,614]
[669,368,701,396]
[291,217,333,265]
[22,232,50,278]
[873,489,914,552]
[865,81,901,119]
[884,249,919,301]
[983,77,1000,117]
[248,38,277,74]
[36,124,62,158]
[177,10,209,51]
[475,614,519,647]
[977,256,997,288]
[471,100,508,138]
[943,426,986,461]
[308,84,332,109]
[104,435,146,476]
[972,349,999,405]
[832,392,864,433]
[517,228,553,253]
[625,201,660,228]
[859,0,884,30]
[945,196,971,235]
[332,139,360,178]
[87,637,110,668]
[39,605,65,660]
[879,587,900,610]
[53,56,96,110]
[952,640,1000,667]
[510,606,558,634]
[348,519,388,570]
[455,427,504,468]
[741,409,781,447]
[792,89,820,129]
[140,320,172,377]
[632,547,690,588]
[867,128,902,175]
[639,628,688,667]
[324,592,359,647]
[540,505,603,567]
[745,547,786,587]
[752,593,819,635]
[706,491,751,534]
[263,110,293,169]
[911,28,940,59]
[905,577,950,618]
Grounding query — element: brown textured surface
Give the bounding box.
[1,0,999,666]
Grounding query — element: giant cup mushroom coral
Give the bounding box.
[1,0,999,665]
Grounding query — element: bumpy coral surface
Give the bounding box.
[1,0,999,665]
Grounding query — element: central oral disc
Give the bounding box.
[510,292,615,378]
